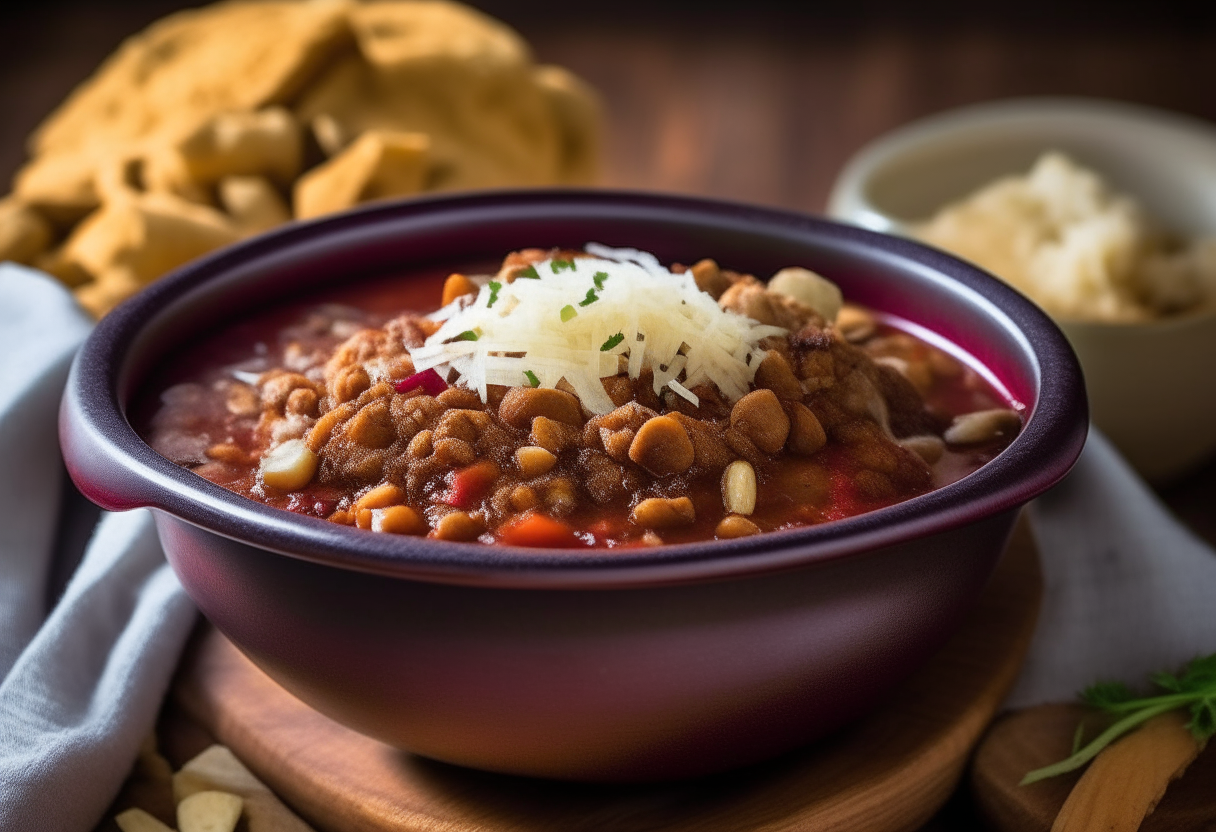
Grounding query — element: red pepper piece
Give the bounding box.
[395,368,448,396]
[441,460,498,508]
[497,513,582,548]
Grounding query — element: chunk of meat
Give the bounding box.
[718,281,825,331]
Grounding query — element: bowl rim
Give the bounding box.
[61,188,1088,589]
[827,94,1216,237]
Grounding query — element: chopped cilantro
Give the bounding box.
[593,271,608,290]
[516,265,540,279]
[1022,653,1216,785]
[523,370,540,388]
[551,258,576,273]
[486,280,502,307]
[455,330,479,342]
[600,332,625,351]
[560,305,577,322]
[578,289,599,307]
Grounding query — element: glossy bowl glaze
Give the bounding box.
[60,190,1087,781]
[827,97,1216,482]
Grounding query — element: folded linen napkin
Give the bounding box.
[1007,427,1216,707]
[1,263,1214,829]
[0,264,197,830]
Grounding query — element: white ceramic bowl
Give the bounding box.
[828,97,1216,483]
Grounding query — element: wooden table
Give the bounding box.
[8,3,1216,829]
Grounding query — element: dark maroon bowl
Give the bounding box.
[59,189,1086,781]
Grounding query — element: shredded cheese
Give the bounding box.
[407,245,787,415]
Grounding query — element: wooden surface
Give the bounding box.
[161,519,1041,832]
[972,703,1216,831]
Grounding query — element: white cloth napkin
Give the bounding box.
[0,264,197,830]
[1007,427,1216,707]
[1,263,1214,829]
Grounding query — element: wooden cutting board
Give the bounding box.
[167,517,1041,832]
[972,702,1216,831]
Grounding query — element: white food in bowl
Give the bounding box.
[827,97,1216,482]
[915,151,1216,323]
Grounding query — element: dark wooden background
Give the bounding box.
[6,2,1216,829]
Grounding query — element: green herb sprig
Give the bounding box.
[516,265,540,279]
[523,370,540,387]
[486,280,502,308]
[551,258,576,273]
[600,332,624,351]
[1021,653,1216,785]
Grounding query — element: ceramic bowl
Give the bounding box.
[827,96,1216,482]
[59,189,1086,781]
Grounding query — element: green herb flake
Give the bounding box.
[455,330,479,342]
[1021,652,1216,786]
[523,370,540,388]
[600,332,625,352]
[486,281,502,308]
[560,305,577,322]
[578,289,599,307]
[593,271,608,290]
[551,258,576,273]
[516,265,540,279]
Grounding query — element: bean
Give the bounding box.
[285,387,319,417]
[510,485,540,511]
[499,387,583,429]
[716,515,761,539]
[730,389,790,454]
[628,416,695,475]
[355,482,405,511]
[516,445,557,478]
[259,439,318,491]
[600,426,635,462]
[372,505,428,535]
[332,364,370,404]
[436,386,482,409]
[786,402,827,455]
[899,435,945,464]
[432,510,484,541]
[434,409,483,444]
[767,267,843,323]
[721,460,757,515]
[433,437,476,467]
[327,509,355,526]
[407,429,433,459]
[753,352,802,400]
[205,443,249,465]
[261,372,316,413]
[532,416,580,453]
[944,409,1021,445]
[835,305,876,342]
[441,273,478,305]
[690,258,730,298]
[544,477,578,516]
[341,399,396,449]
[631,496,695,529]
